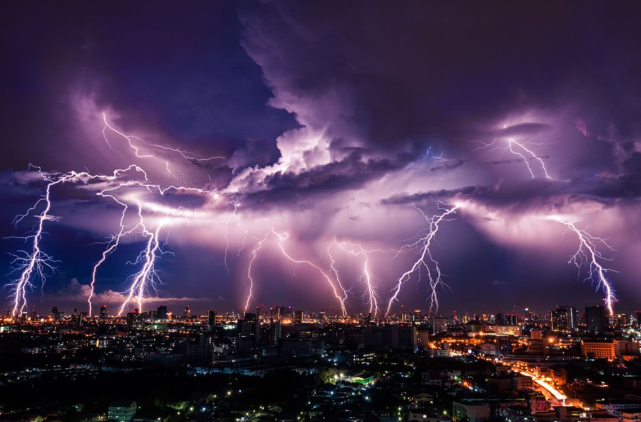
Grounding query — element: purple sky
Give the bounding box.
[1,1,641,316]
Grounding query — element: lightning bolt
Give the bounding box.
[223,197,248,274]
[385,203,461,317]
[244,228,348,316]
[101,113,224,179]
[328,240,391,316]
[6,164,149,316]
[118,221,168,315]
[546,215,618,315]
[87,186,141,316]
[473,137,552,179]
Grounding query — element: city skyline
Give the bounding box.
[2,2,641,316]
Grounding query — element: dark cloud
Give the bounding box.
[1,1,641,314]
[239,1,641,157]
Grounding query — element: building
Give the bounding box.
[108,400,137,422]
[184,305,191,319]
[551,306,578,332]
[432,317,448,334]
[452,401,490,422]
[581,340,616,361]
[585,305,608,332]
[100,305,108,320]
[364,325,418,351]
[516,375,533,390]
[418,329,430,350]
[181,335,214,366]
[208,310,217,327]
[156,305,167,321]
[237,313,260,353]
[616,340,640,357]
[619,408,641,422]
[294,310,304,324]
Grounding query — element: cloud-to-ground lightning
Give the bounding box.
[473,137,552,179]
[385,203,461,317]
[328,240,387,316]
[222,197,248,274]
[244,228,348,316]
[118,222,167,316]
[6,164,151,316]
[546,215,618,315]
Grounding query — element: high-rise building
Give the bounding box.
[127,309,143,329]
[274,306,286,321]
[550,306,578,332]
[411,310,422,323]
[100,305,108,320]
[585,305,608,332]
[208,310,217,327]
[184,305,191,319]
[238,313,260,353]
[51,306,59,320]
[294,310,304,324]
[432,317,448,334]
[506,314,519,325]
[156,305,167,320]
[418,329,430,350]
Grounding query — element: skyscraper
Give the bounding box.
[585,305,608,332]
[100,305,108,320]
[208,310,217,327]
[550,306,578,332]
[156,305,167,320]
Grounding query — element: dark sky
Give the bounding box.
[1,1,641,317]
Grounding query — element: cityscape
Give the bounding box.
[2,1,641,421]
[1,304,641,421]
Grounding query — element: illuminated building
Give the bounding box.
[585,305,608,332]
[452,401,490,422]
[99,304,108,320]
[108,400,137,422]
[418,329,430,350]
[581,340,616,361]
[294,310,303,324]
[184,304,191,319]
[550,306,578,332]
[237,312,260,353]
[506,314,519,325]
[432,317,448,334]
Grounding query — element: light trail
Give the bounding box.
[385,203,461,317]
[546,215,617,315]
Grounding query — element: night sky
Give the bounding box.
[1,1,641,316]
